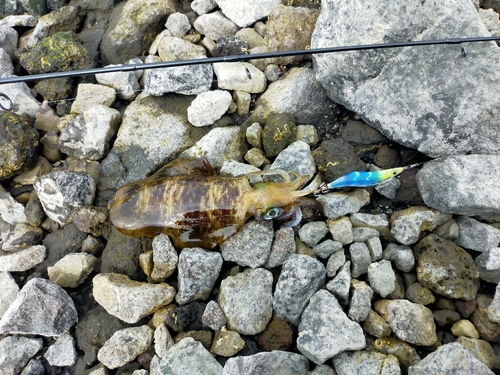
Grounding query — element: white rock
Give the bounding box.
[193,11,239,40]
[191,0,217,15]
[70,83,116,114]
[165,12,191,37]
[0,272,19,319]
[270,141,316,179]
[44,333,77,367]
[0,245,46,272]
[0,185,26,224]
[0,77,40,119]
[0,336,43,375]
[187,90,232,127]
[220,160,260,176]
[214,62,266,93]
[95,64,141,100]
[215,0,281,28]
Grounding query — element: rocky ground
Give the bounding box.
[1,0,500,374]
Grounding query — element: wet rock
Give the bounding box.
[166,12,191,37]
[0,245,46,272]
[191,0,217,15]
[150,338,223,375]
[92,273,176,323]
[97,325,153,369]
[70,83,116,114]
[202,300,226,331]
[1,222,43,251]
[273,254,325,325]
[0,278,77,336]
[383,243,415,272]
[374,299,437,346]
[456,336,500,369]
[372,336,420,371]
[332,350,401,375]
[454,216,500,252]
[218,268,273,335]
[297,289,365,365]
[349,242,372,278]
[224,351,309,375]
[414,234,479,300]
[95,63,141,101]
[47,252,97,288]
[220,220,273,268]
[417,155,500,215]
[101,0,179,64]
[298,221,328,248]
[44,333,77,367]
[0,272,18,319]
[154,323,174,359]
[176,247,222,305]
[210,328,245,357]
[258,317,293,352]
[34,170,95,225]
[368,260,396,298]
[193,11,239,40]
[187,90,232,127]
[327,217,353,245]
[362,309,391,338]
[264,227,296,268]
[451,319,480,339]
[20,31,93,74]
[405,282,435,306]
[166,302,206,332]
[0,111,39,180]
[0,336,43,375]
[325,261,351,306]
[407,342,494,375]
[270,141,316,179]
[213,62,266,93]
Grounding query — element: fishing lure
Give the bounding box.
[314,163,423,195]
[109,156,321,249]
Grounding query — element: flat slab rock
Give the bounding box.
[312,0,500,157]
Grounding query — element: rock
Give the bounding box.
[187,90,232,127]
[374,299,437,346]
[166,12,191,37]
[151,338,223,375]
[70,83,116,114]
[455,336,500,369]
[0,48,13,75]
[451,319,480,339]
[220,159,260,175]
[220,220,273,268]
[213,62,266,93]
[166,302,206,332]
[325,249,346,277]
[273,254,326,325]
[0,185,26,224]
[212,35,248,57]
[454,216,500,252]
[154,323,174,359]
[270,141,316,178]
[372,336,421,371]
[71,206,107,237]
[20,31,93,74]
[193,11,239,40]
[296,124,319,147]
[332,350,401,375]
[348,280,373,322]
[349,242,372,278]
[173,329,212,351]
[298,221,328,248]
[215,0,280,27]
[246,122,263,148]
[417,155,500,215]
[390,206,452,245]
[0,245,46,272]
[0,278,77,336]
[1,222,43,251]
[479,8,500,35]
[97,325,153,369]
[44,333,77,367]
[312,0,500,158]
[325,261,351,306]
[261,113,296,157]
[472,294,500,342]
[352,227,380,242]
[367,260,396,298]
[405,282,436,306]
[433,309,461,327]
[0,336,43,375]
[13,156,52,187]
[0,25,17,59]
[265,227,296,268]
[180,126,246,170]
[327,217,353,245]
[252,67,333,125]
[95,64,141,101]
[414,234,479,300]
[218,268,273,335]
[366,237,383,261]
[476,248,500,283]
[0,15,37,28]
[489,283,500,323]
[34,170,95,225]
[210,328,245,357]
[433,218,460,240]
[318,190,370,220]
[361,309,391,338]
[407,342,494,375]
[383,243,415,272]
[191,0,217,15]
[176,247,222,305]
[47,252,97,288]
[309,364,336,375]
[202,300,226,331]
[245,148,270,168]
[258,317,293,351]
[224,351,309,375]
[101,0,180,64]
[297,289,365,365]
[314,239,343,259]
[0,272,18,319]
[92,273,176,323]
[149,234,178,282]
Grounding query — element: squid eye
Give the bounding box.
[263,207,284,220]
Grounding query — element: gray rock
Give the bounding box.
[0,278,77,336]
[20,358,45,375]
[390,206,452,245]
[349,242,372,278]
[246,122,263,148]
[361,309,391,339]
[405,282,435,306]
[150,234,178,282]
[0,77,41,120]
[70,83,116,114]
[0,15,37,28]
[220,220,273,268]
[218,268,273,335]
[215,0,281,28]
[273,254,326,325]
[34,171,96,225]
[1,222,43,251]
[417,155,500,215]
[187,90,232,127]
[202,300,226,331]
[325,250,346,277]
[296,125,319,147]
[150,338,223,375]
[366,236,383,261]
[191,0,217,15]
[374,299,437,346]
[101,0,179,64]
[0,25,17,59]
[308,364,336,375]
[264,227,296,268]
[348,280,374,322]
[327,217,353,245]
[433,219,460,240]
[0,336,43,375]
[154,323,174,359]
[0,272,18,319]
[489,282,500,323]
[220,160,260,176]
[166,12,191,37]
[44,333,77,367]
[156,35,206,61]
[352,227,380,242]
[325,261,351,306]
[97,325,153,369]
[383,243,415,272]
[297,289,365,365]
[433,309,460,327]
[95,64,141,100]
[408,342,494,375]
[270,141,316,179]
[223,351,309,375]
[317,190,370,220]
[0,48,13,75]
[92,273,176,323]
[312,0,500,158]
[454,216,500,252]
[193,11,239,40]
[314,239,343,259]
[47,252,97,288]
[0,184,26,224]
[176,247,223,305]
[333,350,401,375]
[476,247,500,283]
[368,260,396,298]
[350,212,392,240]
[298,221,328,248]
[213,62,266,93]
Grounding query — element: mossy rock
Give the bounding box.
[0,112,39,180]
[20,31,94,74]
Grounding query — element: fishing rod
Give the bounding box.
[0,36,499,86]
